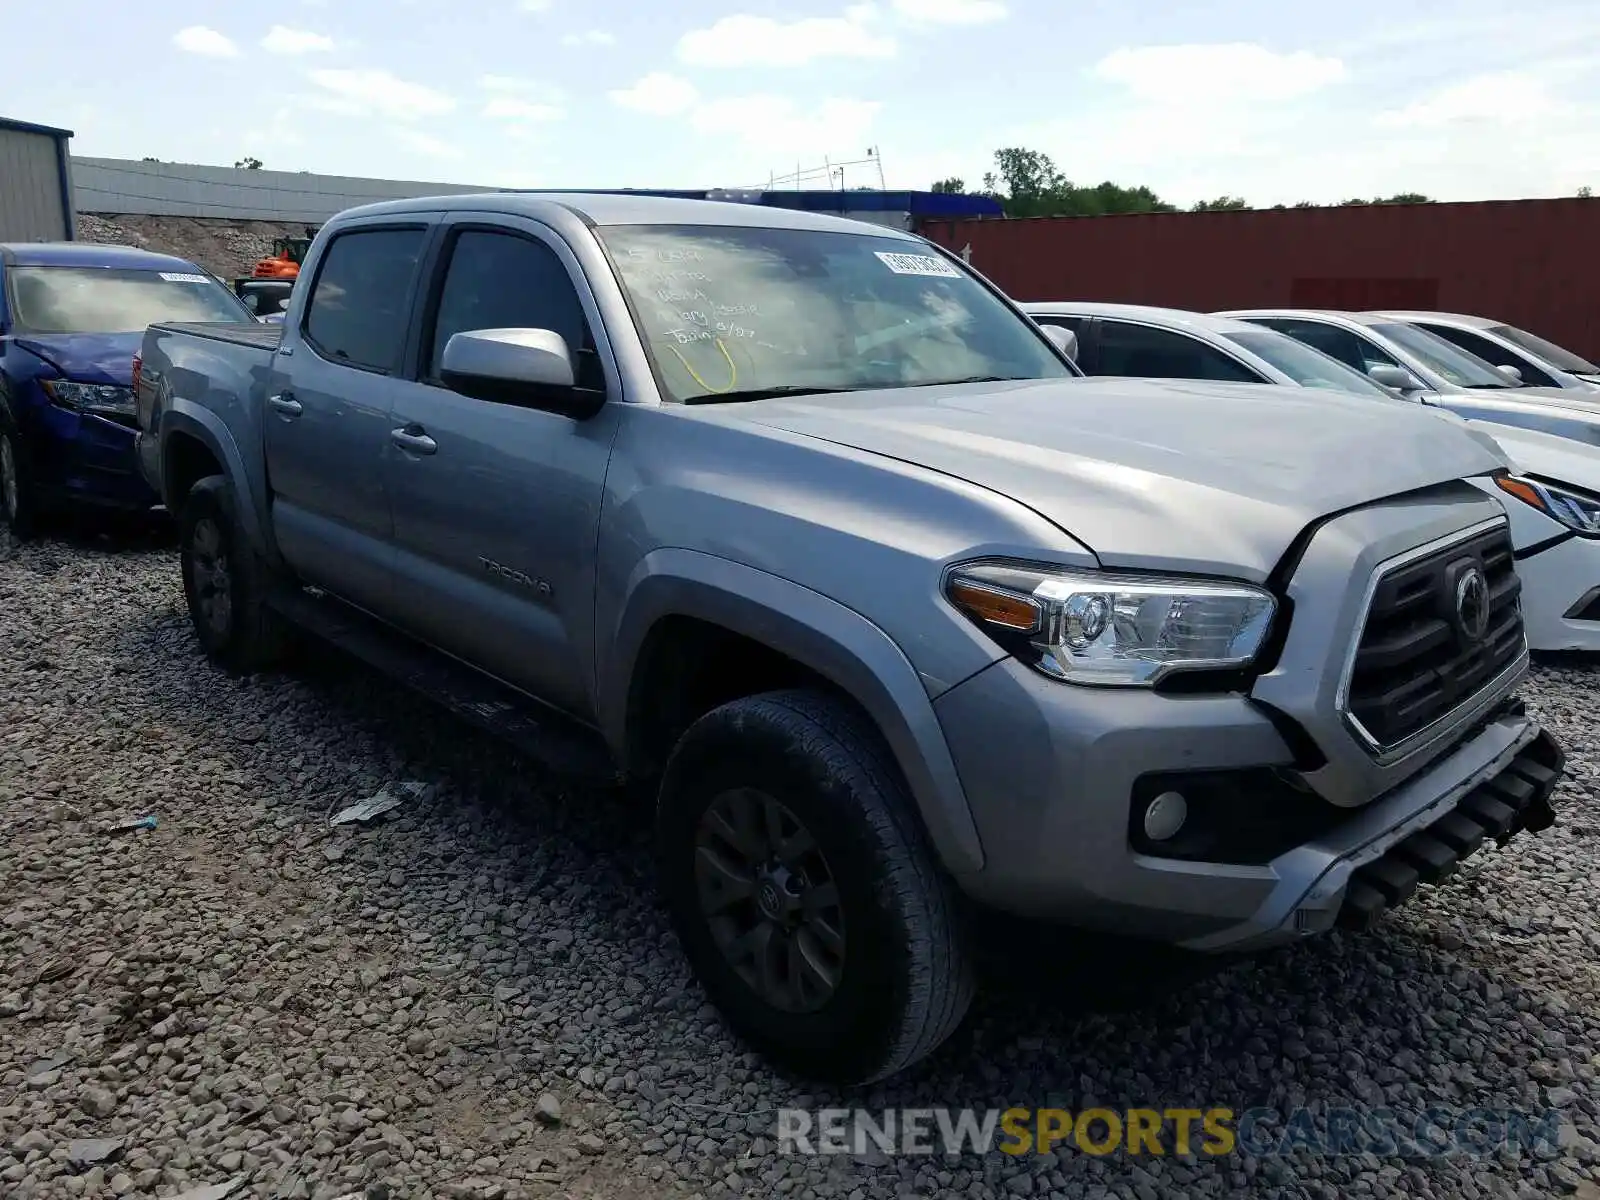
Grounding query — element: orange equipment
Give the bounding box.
[250,228,318,280]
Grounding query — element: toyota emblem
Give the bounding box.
[1454,565,1490,642]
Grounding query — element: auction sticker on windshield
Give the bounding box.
[158,273,211,284]
[874,252,962,278]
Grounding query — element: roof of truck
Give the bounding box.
[329,191,927,237]
[0,242,204,271]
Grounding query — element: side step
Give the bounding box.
[1336,727,1566,933]
[268,585,624,786]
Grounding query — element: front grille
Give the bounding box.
[1345,522,1524,752]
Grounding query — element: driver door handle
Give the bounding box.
[267,393,302,418]
[390,424,437,455]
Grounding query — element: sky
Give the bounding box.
[5,0,1600,206]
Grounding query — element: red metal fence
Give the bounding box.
[920,198,1600,361]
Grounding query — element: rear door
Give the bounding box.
[381,216,622,721]
[266,219,435,616]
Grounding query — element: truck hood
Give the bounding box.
[732,377,1511,582]
[10,332,141,385]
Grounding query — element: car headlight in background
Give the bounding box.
[41,380,137,418]
[945,561,1278,686]
[1495,475,1600,535]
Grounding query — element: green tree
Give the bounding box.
[980,147,1176,217]
[235,156,263,170]
[1373,192,1432,204]
[930,177,966,194]
[1191,196,1249,212]
[1577,185,1592,198]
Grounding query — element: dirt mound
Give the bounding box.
[75,213,314,281]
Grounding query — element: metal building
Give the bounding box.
[0,117,75,241]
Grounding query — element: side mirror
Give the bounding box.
[1043,324,1078,363]
[1496,363,1523,384]
[240,292,261,314]
[1367,363,1420,391]
[439,328,601,418]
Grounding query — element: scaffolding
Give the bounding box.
[746,148,887,192]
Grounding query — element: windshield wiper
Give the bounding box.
[683,385,855,405]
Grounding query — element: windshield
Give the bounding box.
[7,266,253,334]
[596,224,1072,402]
[1223,329,1397,398]
[1369,322,1514,389]
[1491,324,1599,374]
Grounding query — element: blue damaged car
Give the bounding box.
[0,242,254,537]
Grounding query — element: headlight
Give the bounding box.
[1495,474,1600,534]
[945,561,1278,687]
[41,380,136,418]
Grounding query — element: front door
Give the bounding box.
[265,221,432,616]
[381,218,622,722]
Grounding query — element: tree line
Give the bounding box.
[932,146,1561,216]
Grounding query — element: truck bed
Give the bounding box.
[151,322,284,351]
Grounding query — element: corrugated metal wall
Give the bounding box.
[0,127,69,241]
[71,158,505,222]
[922,199,1600,360]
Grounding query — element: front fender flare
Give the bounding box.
[160,400,268,555]
[600,547,985,875]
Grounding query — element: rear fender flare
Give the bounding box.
[160,400,269,557]
[601,547,985,875]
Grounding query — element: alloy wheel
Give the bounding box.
[188,516,234,638]
[693,787,847,1013]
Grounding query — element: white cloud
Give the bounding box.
[390,128,463,159]
[307,68,457,120]
[890,0,1006,24]
[677,11,895,67]
[1377,71,1569,129]
[1093,43,1347,106]
[692,96,881,156]
[609,72,699,115]
[172,26,239,58]
[483,97,564,122]
[561,29,616,46]
[261,25,335,54]
[519,0,552,10]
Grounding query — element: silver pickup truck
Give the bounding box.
[134,193,1566,1084]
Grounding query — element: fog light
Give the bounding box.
[1143,791,1188,841]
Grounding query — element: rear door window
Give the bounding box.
[302,228,427,373]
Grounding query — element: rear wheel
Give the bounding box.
[180,476,291,672]
[657,689,974,1084]
[0,423,41,540]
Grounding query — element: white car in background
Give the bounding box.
[1368,311,1600,393]
[1218,307,1600,450]
[1022,301,1600,652]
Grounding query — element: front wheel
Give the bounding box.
[179,476,290,673]
[0,423,41,540]
[656,689,975,1084]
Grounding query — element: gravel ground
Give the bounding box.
[74,216,312,282]
[3,526,1599,1200]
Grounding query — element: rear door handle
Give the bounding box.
[268,393,302,418]
[390,425,437,455]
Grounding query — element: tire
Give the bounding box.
[656,689,975,1084]
[179,475,291,673]
[0,421,41,540]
